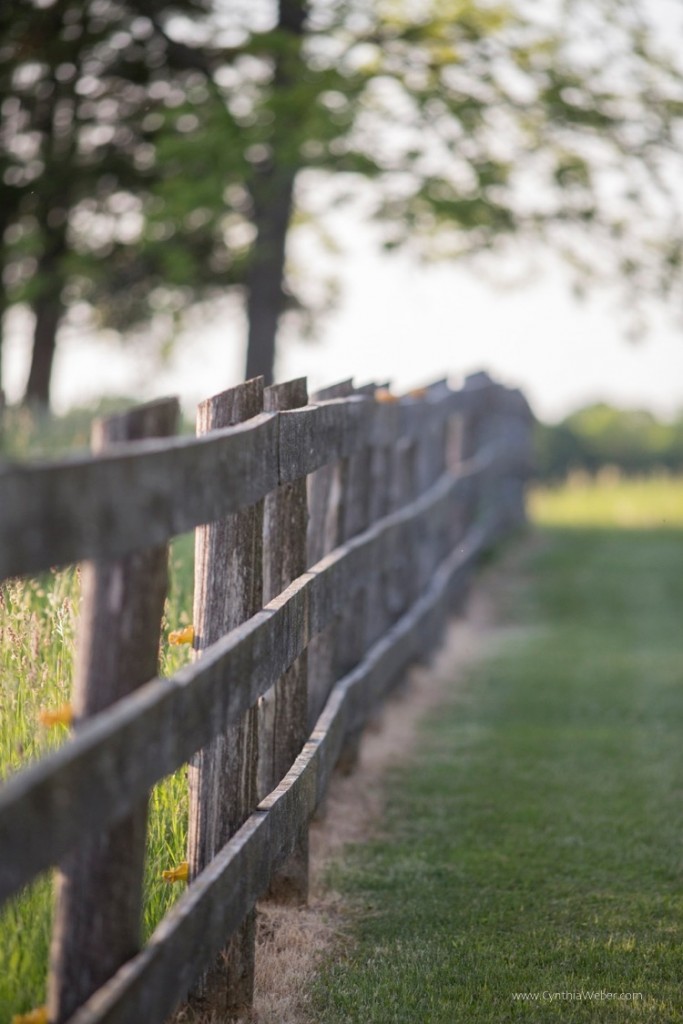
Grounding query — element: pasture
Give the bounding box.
[311,477,683,1022]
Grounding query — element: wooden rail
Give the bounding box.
[0,371,533,1023]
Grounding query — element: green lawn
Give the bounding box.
[312,481,683,1022]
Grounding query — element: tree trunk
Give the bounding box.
[245,168,297,384]
[23,295,62,407]
[244,0,307,385]
[22,207,68,409]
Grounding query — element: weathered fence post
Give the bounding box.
[260,377,309,902]
[498,387,535,530]
[384,392,418,632]
[48,397,179,1024]
[411,383,450,664]
[306,379,354,730]
[460,371,497,532]
[186,377,264,1016]
[334,384,378,774]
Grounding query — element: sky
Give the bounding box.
[5,210,682,425]
[280,224,683,424]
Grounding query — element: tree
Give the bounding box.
[244,0,307,382]
[536,402,683,478]
[214,0,683,382]
[0,0,232,406]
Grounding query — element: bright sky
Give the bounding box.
[3,220,683,425]
[280,227,683,424]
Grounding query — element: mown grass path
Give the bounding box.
[313,516,683,1022]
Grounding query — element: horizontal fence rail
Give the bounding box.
[0,371,533,1024]
[0,383,523,581]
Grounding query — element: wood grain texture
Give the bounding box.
[306,380,354,567]
[0,384,476,583]
[334,383,381,772]
[277,396,371,484]
[0,412,278,581]
[261,378,309,902]
[306,381,355,730]
[0,407,530,896]
[48,398,178,1024]
[186,378,264,1015]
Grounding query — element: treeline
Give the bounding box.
[536,405,683,480]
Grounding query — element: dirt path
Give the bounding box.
[252,568,507,1023]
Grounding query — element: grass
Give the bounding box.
[529,471,683,528]
[312,478,683,1022]
[0,533,195,1017]
[0,398,194,463]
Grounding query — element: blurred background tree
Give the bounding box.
[536,403,683,479]
[2,0,683,407]
[0,0,239,405]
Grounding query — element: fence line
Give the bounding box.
[0,371,533,1023]
[0,385,489,581]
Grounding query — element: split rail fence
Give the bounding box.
[0,371,533,1023]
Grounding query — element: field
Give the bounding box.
[529,472,683,528]
[311,477,683,1022]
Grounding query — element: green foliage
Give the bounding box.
[313,509,683,1021]
[0,0,243,360]
[536,404,683,479]
[0,534,194,1017]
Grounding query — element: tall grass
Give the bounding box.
[1,401,198,1014]
[0,569,80,1015]
[0,533,195,1016]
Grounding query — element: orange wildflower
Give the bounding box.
[162,861,189,884]
[38,704,73,728]
[12,1007,48,1024]
[168,625,194,646]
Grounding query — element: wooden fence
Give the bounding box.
[0,371,533,1023]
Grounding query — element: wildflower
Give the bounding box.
[375,389,398,404]
[168,625,194,646]
[12,1007,48,1024]
[38,704,73,728]
[162,861,189,884]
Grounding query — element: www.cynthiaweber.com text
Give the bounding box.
[512,990,644,1003]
